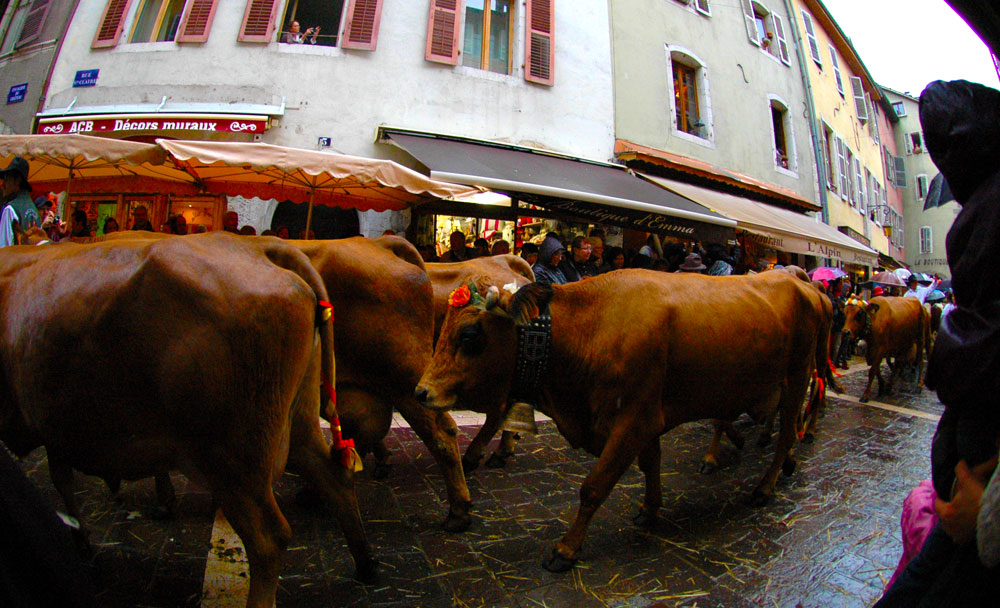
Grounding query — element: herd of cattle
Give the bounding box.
[0,231,932,607]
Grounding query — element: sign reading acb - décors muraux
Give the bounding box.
[73,69,99,88]
[7,83,28,104]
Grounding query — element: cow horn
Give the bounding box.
[485,285,500,310]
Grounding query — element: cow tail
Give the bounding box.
[261,241,359,472]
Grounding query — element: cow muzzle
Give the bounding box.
[413,384,456,411]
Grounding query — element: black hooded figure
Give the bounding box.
[876,80,1000,607]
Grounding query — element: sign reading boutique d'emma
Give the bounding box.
[36,114,269,135]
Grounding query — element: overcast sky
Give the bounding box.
[819,0,998,96]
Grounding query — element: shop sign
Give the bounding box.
[538,197,733,243]
[37,115,269,135]
[73,69,99,88]
[7,83,27,104]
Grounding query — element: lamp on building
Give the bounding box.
[868,202,893,238]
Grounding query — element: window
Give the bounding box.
[920,226,933,254]
[461,0,512,74]
[893,155,907,188]
[801,9,821,65]
[916,174,928,199]
[1,0,52,50]
[854,156,864,209]
[829,45,844,95]
[695,0,710,16]
[130,0,185,42]
[770,98,794,170]
[892,101,906,116]
[741,1,787,63]
[837,137,849,196]
[905,132,924,154]
[673,61,702,136]
[850,76,868,120]
[823,124,836,191]
[279,0,346,47]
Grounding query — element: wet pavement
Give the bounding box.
[16,359,944,607]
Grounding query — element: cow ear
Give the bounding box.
[868,302,879,315]
[507,282,554,326]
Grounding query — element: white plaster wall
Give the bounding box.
[45,0,614,161]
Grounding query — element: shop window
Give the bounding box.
[669,50,710,140]
[770,97,794,171]
[462,0,512,74]
[279,0,346,46]
[920,226,932,254]
[130,0,185,42]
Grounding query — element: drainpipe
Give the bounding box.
[783,0,828,226]
[32,0,82,133]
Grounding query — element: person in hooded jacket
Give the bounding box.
[532,233,567,287]
[875,80,1000,607]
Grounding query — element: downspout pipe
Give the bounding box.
[783,0,829,226]
[33,0,83,133]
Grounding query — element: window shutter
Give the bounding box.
[524,0,554,85]
[15,0,51,47]
[837,138,849,195]
[740,0,759,46]
[772,14,790,65]
[904,134,914,155]
[92,0,136,48]
[801,10,821,64]
[425,0,461,65]
[830,46,844,94]
[175,0,219,43]
[238,0,281,43]
[695,0,710,15]
[342,0,384,51]
[894,155,907,188]
[851,77,868,120]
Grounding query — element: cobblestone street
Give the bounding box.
[18,360,943,607]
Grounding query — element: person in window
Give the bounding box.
[284,21,319,44]
[103,217,119,234]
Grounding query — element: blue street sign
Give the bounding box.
[7,83,27,104]
[318,137,331,147]
[73,69,99,88]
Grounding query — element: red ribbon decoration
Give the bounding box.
[323,379,356,469]
[318,300,334,322]
[799,372,826,440]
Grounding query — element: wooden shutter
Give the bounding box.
[740,0,759,46]
[837,139,849,196]
[342,0,384,51]
[524,0,554,85]
[772,14,790,65]
[894,155,907,188]
[238,0,281,42]
[15,0,51,47]
[904,133,914,154]
[851,76,868,120]
[801,10,821,64]
[92,0,136,48]
[829,45,843,94]
[175,0,219,43]
[425,0,461,65]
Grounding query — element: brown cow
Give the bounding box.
[294,236,473,530]
[0,232,375,607]
[844,295,931,402]
[426,255,535,470]
[415,270,827,572]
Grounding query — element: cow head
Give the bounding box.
[843,298,878,341]
[415,280,553,411]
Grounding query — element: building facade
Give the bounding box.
[884,87,956,278]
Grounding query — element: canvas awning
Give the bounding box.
[379,128,737,242]
[642,174,879,267]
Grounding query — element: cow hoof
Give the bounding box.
[698,460,718,475]
[748,489,772,507]
[859,395,871,404]
[542,551,577,573]
[485,453,509,469]
[782,457,797,477]
[354,558,379,585]
[371,462,392,480]
[801,432,815,445]
[442,511,472,533]
[632,507,658,528]
[461,455,481,473]
[831,382,845,394]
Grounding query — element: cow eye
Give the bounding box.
[458,321,486,356]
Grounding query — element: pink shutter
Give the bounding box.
[524,0,554,85]
[91,0,135,48]
[341,0,383,51]
[238,0,281,43]
[15,0,52,47]
[424,0,460,65]
[175,0,219,43]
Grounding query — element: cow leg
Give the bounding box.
[395,401,473,532]
[152,473,177,519]
[699,420,728,474]
[860,361,880,403]
[750,377,805,506]
[486,430,519,469]
[545,418,661,572]
[633,438,662,526]
[215,487,290,608]
[371,440,392,480]
[462,409,504,472]
[47,454,90,556]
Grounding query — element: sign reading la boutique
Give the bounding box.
[37,115,268,136]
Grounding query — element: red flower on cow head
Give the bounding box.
[448,285,472,308]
